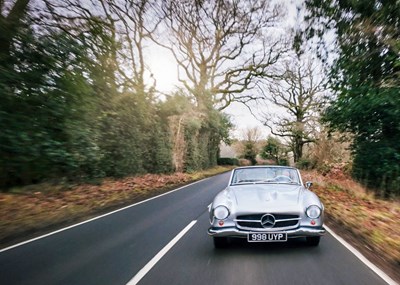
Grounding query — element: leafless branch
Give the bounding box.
[262,55,327,162]
[41,0,162,96]
[155,0,288,110]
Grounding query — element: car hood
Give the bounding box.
[228,184,303,213]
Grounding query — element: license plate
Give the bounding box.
[247,232,287,242]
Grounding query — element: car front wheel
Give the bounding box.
[306,236,321,246]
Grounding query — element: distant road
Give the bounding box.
[0,172,392,285]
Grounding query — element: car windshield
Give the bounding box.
[230,167,300,185]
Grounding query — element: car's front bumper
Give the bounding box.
[208,226,326,238]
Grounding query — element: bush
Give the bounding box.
[296,158,315,170]
[277,158,289,166]
[217,157,239,166]
[238,159,251,166]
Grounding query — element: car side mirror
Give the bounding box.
[305,181,313,189]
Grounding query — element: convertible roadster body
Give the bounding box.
[208,166,325,247]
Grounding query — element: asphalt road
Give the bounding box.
[0,172,392,285]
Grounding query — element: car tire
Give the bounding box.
[306,236,320,246]
[213,237,228,248]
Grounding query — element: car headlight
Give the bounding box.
[306,205,321,219]
[213,206,230,220]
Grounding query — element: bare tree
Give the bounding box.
[152,0,288,111]
[262,56,326,163]
[236,127,263,165]
[241,126,263,143]
[106,0,163,95]
[41,0,161,96]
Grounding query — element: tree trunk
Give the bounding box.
[293,137,304,163]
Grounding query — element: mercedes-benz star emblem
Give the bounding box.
[261,214,276,228]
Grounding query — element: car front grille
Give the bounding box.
[235,213,300,230]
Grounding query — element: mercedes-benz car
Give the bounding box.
[208,165,325,248]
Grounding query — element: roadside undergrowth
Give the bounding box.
[0,166,233,246]
[302,169,400,282]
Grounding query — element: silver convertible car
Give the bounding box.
[208,166,325,248]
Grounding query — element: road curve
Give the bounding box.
[0,172,393,285]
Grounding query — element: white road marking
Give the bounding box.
[126,220,197,285]
[0,179,209,253]
[326,226,398,285]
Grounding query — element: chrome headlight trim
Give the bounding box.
[213,206,230,220]
[306,205,322,219]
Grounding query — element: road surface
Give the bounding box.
[0,172,393,285]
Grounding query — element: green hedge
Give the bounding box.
[217,157,239,166]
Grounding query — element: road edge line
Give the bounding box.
[325,225,397,285]
[0,178,209,253]
[126,220,197,285]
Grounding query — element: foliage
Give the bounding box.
[183,109,232,172]
[237,127,263,166]
[260,136,289,165]
[302,129,352,173]
[304,0,400,197]
[0,21,101,186]
[0,2,233,190]
[293,128,349,172]
[296,158,315,170]
[242,142,257,165]
[217,158,239,166]
[158,92,232,173]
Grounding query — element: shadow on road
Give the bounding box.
[213,237,321,254]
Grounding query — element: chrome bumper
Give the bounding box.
[208,226,326,238]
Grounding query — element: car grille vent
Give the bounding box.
[235,213,300,230]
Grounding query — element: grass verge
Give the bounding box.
[302,170,400,283]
